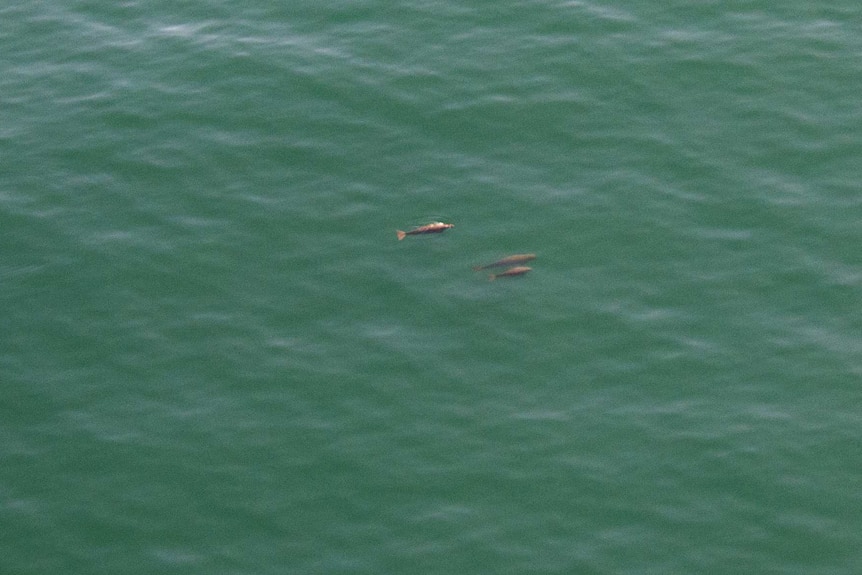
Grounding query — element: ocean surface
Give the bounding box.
[2,1,861,573]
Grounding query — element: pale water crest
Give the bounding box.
[2,1,861,573]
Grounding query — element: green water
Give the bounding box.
[2,1,861,573]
